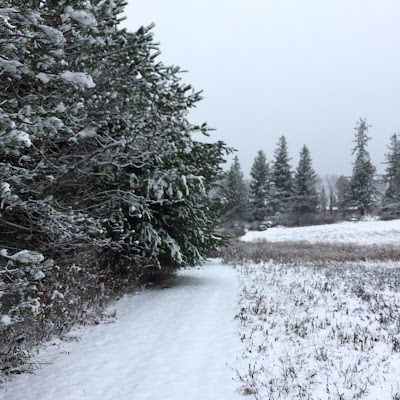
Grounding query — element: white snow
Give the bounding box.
[77,127,97,139]
[33,270,45,281]
[230,219,400,398]
[9,130,31,147]
[234,260,400,399]
[0,182,11,195]
[59,71,95,88]
[2,260,244,400]
[0,57,24,77]
[35,72,51,84]
[54,102,66,113]
[0,315,12,326]
[242,218,400,245]
[61,7,97,27]
[4,221,399,399]
[8,250,44,264]
[37,25,64,44]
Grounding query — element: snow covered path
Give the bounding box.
[3,260,244,400]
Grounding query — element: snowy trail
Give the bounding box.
[3,260,244,400]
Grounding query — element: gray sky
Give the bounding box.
[122,0,400,178]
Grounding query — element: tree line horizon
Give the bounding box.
[221,118,400,223]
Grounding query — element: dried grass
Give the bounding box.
[218,239,400,265]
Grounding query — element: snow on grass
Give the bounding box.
[2,261,244,400]
[241,219,400,245]
[234,260,400,399]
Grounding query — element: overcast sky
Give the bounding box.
[122,0,400,178]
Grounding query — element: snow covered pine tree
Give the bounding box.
[384,133,400,213]
[350,119,377,216]
[249,150,270,220]
[222,155,249,221]
[270,136,292,214]
[291,145,318,214]
[1,0,230,377]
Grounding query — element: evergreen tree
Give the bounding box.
[249,151,270,220]
[291,145,318,213]
[384,133,400,210]
[0,0,230,337]
[271,136,292,213]
[222,156,248,219]
[350,119,377,215]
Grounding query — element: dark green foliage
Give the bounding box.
[0,0,229,376]
[250,151,270,220]
[222,156,249,220]
[270,136,292,213]
[1,0,228,268]
[291,145,318,213]
[350,119,377,215]
[384,133,400,211]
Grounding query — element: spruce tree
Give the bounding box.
[249,151,270,220]
[350,119,377,215]
[0,0,231,336]
[291,145,318,213]
[384,133,400,211]
[0,1,234,378]
[223,156,248,220]
[271,136,292,213]
[336,176,352,215]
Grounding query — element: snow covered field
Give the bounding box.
[234,261,400,399]
[225,219,400,399]
[241,219,400,245]
[2,261,244,400]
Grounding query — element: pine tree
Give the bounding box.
[384,133,400,210]
[0,0,230,335]
[350,119,377,215]
[222,156,248,220]
[271,136,292,213]
[249,151,270,220]
[291,145,318,213]
[0,4,67,316]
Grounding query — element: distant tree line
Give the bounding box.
[221,118,400,225]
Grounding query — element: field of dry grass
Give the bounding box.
[220,239,400,264]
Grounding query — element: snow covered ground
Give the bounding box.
[234,260,400,399]
[226,219,400,399]
[2,261,244,400]
[241,219,400,245]
[3,220,400,400]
